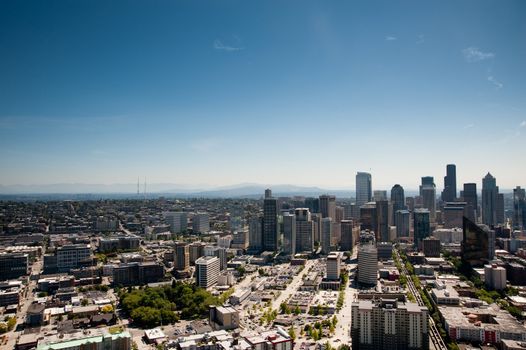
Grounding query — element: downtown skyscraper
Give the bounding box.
[462,183,478,223]
[441,164,457,202]
[482,173,503,227]
[319,194,336,220]
[263,191,279,251]
[390,184,405,223]
[356,172,372,207]
[514,187,526,230]
[420,177,436,222]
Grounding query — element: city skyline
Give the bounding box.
[1,1,525,189]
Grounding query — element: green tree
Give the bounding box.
[288,326,296,341]
[7,317,16,331]
[280,302,290,314]
[293,306,301,315]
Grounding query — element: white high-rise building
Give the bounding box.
[484,264,506,290]
[357,243,378,286]
[204,245,227,271]
[192,213,210,233]
[195,256,220,288]
[164,212,188,233]
[356,172,372,207]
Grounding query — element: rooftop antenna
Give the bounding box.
[144,177,147,200]
[137,177,140,196]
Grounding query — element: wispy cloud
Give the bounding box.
[190,138,224,152]
[385,36,397,41]
[487,75,503,89]
[463,123,474,129]
[213,39,243,52]
[416,34,425,44]
[520,120,526,128]
[462,47,495,62]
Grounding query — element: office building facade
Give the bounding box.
[263,195,279,251]
[441,164,457,203]
[319,195,336,220]
[164,212,188,233]
[462,183,478,223]
[482,173,499,226]
[195,256,220,288]
[413,209,430,248]
[514,186,526,230]
[390,184,405,222]
[282,213,296,256]
[376,200,389,242]
[462,216,495,267]
[192,213,210,233]
[357,243,378,286]
[295,208,314,253]
[351,299,429,350]
[356,172,372,207]
[395,210,410,238]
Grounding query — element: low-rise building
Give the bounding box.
[0,252,29,279]
[112,262,164,286]
[441,304,526,344]
[209,305,239,330]
[36,329,131,350]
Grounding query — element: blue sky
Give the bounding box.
[0,0,525,190]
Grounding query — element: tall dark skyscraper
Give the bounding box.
[413,208,430,248]
[482,173,499,227]
[462,183,478,222]
[390,184,405,222]
[514,186,526,230]
[356,172,372,207]
[420,176,434,196]
[263,192,279,251]
[304,197,320,214]
[319,194,336,219]
[462,216,495,267]
[441,164,457,202]
[376,200,389,242]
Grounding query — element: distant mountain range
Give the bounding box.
[0,183,356,198]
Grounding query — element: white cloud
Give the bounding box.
[462,47,495,62]
[416,34,425,44]
[385,36,397,41]
[487,75,503,89]
[520,120,526,128]
[463,123,474,129]
[213,39,243,52]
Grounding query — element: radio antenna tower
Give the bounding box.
[144,177,147,200]
[137,177,140,196]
